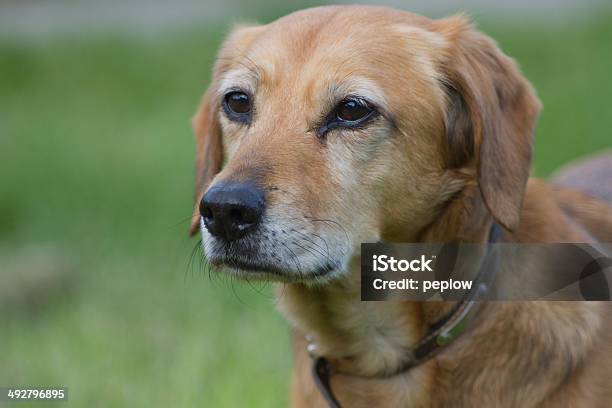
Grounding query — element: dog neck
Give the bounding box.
[277,259,424,376]
[276,190,493,377]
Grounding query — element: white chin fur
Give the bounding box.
[198,215,352,283]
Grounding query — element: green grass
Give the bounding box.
[1,12,611,407]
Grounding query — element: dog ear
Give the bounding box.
[436,15,541,231]
[189,89,223,236]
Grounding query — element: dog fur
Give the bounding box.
[190,6,612,407]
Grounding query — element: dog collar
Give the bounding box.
[309,222,503,408]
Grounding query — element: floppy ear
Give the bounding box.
[189,89,223,236]
[436,16,541,231]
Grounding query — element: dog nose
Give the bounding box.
[199,182,265,241]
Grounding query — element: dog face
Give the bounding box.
[190,6,540,283]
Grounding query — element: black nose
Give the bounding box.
[199,182,265,242]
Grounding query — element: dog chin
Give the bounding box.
[228,264,338,284]
[205,248,342,284]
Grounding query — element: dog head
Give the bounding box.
[189,6,540,283]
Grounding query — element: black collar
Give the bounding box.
[310,222,503,408]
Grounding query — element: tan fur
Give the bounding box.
[190,5,612,407]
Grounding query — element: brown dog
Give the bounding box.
[189,6,612,407]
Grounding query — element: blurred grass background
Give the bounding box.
[1,2,612,407]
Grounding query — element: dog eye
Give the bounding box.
[335,98,374,122]
[316,97,378,137]
[223,91,252,122]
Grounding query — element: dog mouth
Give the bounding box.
[214,256,336,279]
[204,240,339,282]
[199,212,350,282]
